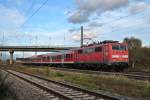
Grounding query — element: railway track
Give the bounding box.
[50,67,150,81]
[121,71,150,80]
[124,71,150,76]
[2,64,150,80]
[1,69,131,100]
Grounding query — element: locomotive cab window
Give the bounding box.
[112,45,119,50]
[112,45,127,50]
[120,45,127,50]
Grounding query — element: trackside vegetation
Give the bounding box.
[123,37,150,71]
[8,66,150,100]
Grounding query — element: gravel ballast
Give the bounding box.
[0,69,57,100]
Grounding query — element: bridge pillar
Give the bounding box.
[9,50,14,65]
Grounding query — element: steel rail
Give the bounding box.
[5,69,128,100]
[5,70,72,100]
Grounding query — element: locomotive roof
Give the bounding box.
[73,41,126,50]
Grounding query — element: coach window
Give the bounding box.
[68,54,72,58]
[78,49,83,54]
[49,56,51,60]
[95,47,102,52]
[42,57,45,60]
[66,54,72,58]
[83,49,88,54]
[70,54,72,58]
[54,56,56,60]
[89,48,94,53]
[84,48,93,54]
[66,54,70,58]
[58,55,61,59]
[52,56,54,60]
[47,56,49,60]
[65,54,68,58]
[45,57,47,60]
[37,58,40,60]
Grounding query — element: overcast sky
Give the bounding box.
[0,0,150,58]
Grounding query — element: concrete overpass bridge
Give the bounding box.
[0,46,77,64]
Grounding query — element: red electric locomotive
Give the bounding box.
[16,40,129,71]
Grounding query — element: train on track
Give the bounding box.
[16,40,129,71]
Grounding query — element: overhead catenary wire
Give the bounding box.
[25,0,36,16]
[84,8,150,43]
[73,8,150,42]
[12,0,49,37]
[12,0,49,43]
[97,8,150,28]
[20,0,49,29]
[105,9,150,32]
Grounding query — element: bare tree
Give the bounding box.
[123,37,142,68]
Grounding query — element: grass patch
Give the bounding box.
[5,65,150,100]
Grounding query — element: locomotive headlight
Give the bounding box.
[112,55,119,58]
[112,59,116,61]
[112,55,128,58]
[122,55,128,58]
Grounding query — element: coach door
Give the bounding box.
[74,51,78,62]
[61,55,64,63]
[103,45,109,63]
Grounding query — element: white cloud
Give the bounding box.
[68,5,150,44]
[0,4,25,30]
[88,22,103,28]
[67,10,90,24]
[129,2,150,14]
[76,0,129,12]
[68,27,99,42]
[67,0,129,24]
